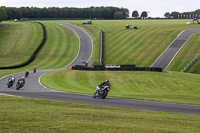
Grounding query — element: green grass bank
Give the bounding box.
[0,22,43,67]
[58,20,200,69]
[1,96,200,133]
[41,70,200,105]
[0,21,79,78]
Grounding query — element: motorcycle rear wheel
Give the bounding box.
[16,85,20,90]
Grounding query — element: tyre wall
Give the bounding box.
[72,65,162,72]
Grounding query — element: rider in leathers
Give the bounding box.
[8,75,15,84]
[98,79,111,90]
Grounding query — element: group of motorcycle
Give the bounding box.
[7,67,111,98]
[7,68,36,90]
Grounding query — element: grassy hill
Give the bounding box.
[1,20,200,132]
[58,20,200,68]
[41,70,200,105]
[38,20,200,105]
[0,22,43,67]
[0,21,79,77]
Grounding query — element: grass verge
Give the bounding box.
[0,96,200,133]
[41,70,200,105]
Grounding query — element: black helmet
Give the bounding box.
[106,79,109,82]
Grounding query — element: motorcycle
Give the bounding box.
[25,71,29,78]
[16,80,25,90]
[7,80,14,88]
[33,67,36,73]
[93,85,111,99]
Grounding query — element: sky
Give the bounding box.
[0,0,200,18]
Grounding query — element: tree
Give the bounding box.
[114,11,124,19]
[164,12,171,18]
[170,11,179,19]
[132,10,139,18]
[0,7,8,22]
[121,8,129,18]
[141,11,148,19]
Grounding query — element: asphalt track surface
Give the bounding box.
[0,23,200,115]
[151,28,200,70]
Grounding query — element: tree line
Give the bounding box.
[0,6,129,21]
[164,9,200,19]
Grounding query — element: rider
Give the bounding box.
[17,77,25,86]
[99,79,111,89]
[22,77,25,85]
[25,69,29,77]
[33,66,36,73]
[8,75,15,83]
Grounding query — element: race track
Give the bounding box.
[151,28,200,70]
[0,23,200,115]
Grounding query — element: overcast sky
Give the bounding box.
[1,0,200,18]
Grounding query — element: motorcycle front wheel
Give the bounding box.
[101,90,108,99]
[16,85,20,90]
[7,84,11,88]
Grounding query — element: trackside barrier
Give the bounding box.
[181,53,200,72]
[71,65,163,72]
[100,29,104,65]
[0,22,46,69]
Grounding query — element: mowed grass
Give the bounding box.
[41,70,200,105]
[0,22,79,78]
[167,31,200,72]
[57,20,200,73]
[58,20,200,67]
[26,22,79,70]
[186,58,200,74]
[1,96,200,133]
[0,22,43,67]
